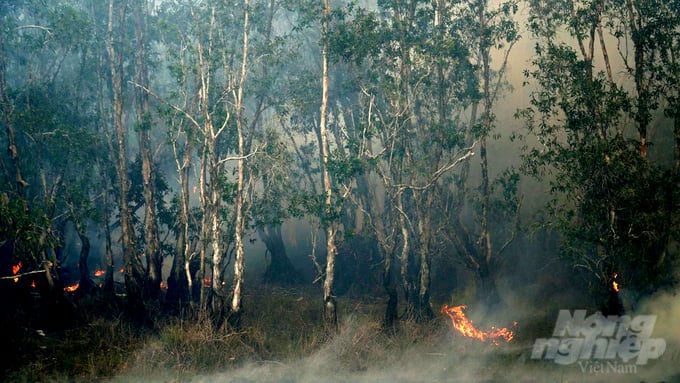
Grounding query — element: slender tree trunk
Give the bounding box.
[383,246,398,329]
[108,0,145,320]
[93,0,116,298]
[363,169,399,330]
[625,0,650,159]
[376,212,398,329]
[475,0,502,309]
[260,225,301,285]
[397,194,417,319]
[229,0,251,329]
[134,0,162,300]
[319,0,338,333]
[415,193,434,321]
[208,145,227,326]
[75,223,95,297]
[199,143,209,312]
[102,186,116,297]
[167,136,193,309]
[195,8,216,315]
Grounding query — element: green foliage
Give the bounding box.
[522,0,680,305]
[249,130,295,228]
[0,194,57,267]
[328,148,366,183]
[327,5,382,65]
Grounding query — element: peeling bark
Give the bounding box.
[320,0,338,333]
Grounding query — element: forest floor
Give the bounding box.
[2,285,678,383]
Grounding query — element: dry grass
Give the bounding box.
[2,315,145,383]
[1,286,530,383]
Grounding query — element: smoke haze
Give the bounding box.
[106,286,679,383]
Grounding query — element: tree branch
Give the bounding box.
[0,269,46,280]
[392,142,477,192]
[129,80,203,132]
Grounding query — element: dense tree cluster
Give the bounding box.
[0,0,677,335]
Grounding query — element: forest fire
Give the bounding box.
[64,283,79,293]
[612,272,620,292]
[12,261,21,282]
[94,270,106,277]
[440,304,515,346]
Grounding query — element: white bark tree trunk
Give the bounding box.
[229,0,251,328]
[320,0,338,332]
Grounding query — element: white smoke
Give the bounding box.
[107,287,679,383]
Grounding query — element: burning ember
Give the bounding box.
[440,304,515,346]
[160,281,168,290]
[64,283,79,293]
[12,261,22,283]
[612,272,620,292]
[119,268,125,273]
[94,270,106,277]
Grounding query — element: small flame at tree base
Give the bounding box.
[612,272,620,292]
[440,304,516,346]
[64,283,79,293]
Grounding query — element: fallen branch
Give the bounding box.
[0,269,46,280]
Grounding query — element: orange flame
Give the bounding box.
[12,262,21,275]
[31,280,36,288]
[440,304,515,346]
[12,261,21,283]
[119,268,125,273]
[160,281,168,290]
[64,283,79,293]
[94,270,106,277]
[12,261,22,283]
[612,272,620,292]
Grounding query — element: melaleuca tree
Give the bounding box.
[442,0,521,309]
[150,0,242,324]
[275,0,353,332]
[106,0,147,320]
[521,0,680,313]
[151,0,277,327]
[325,0,520,325]
[154,1,198,311]
[249,128,303,285]
[240,0,305,288]
[0,1,118,327]
[133,0,164,301]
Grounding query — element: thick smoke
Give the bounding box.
[108,288,679,383]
